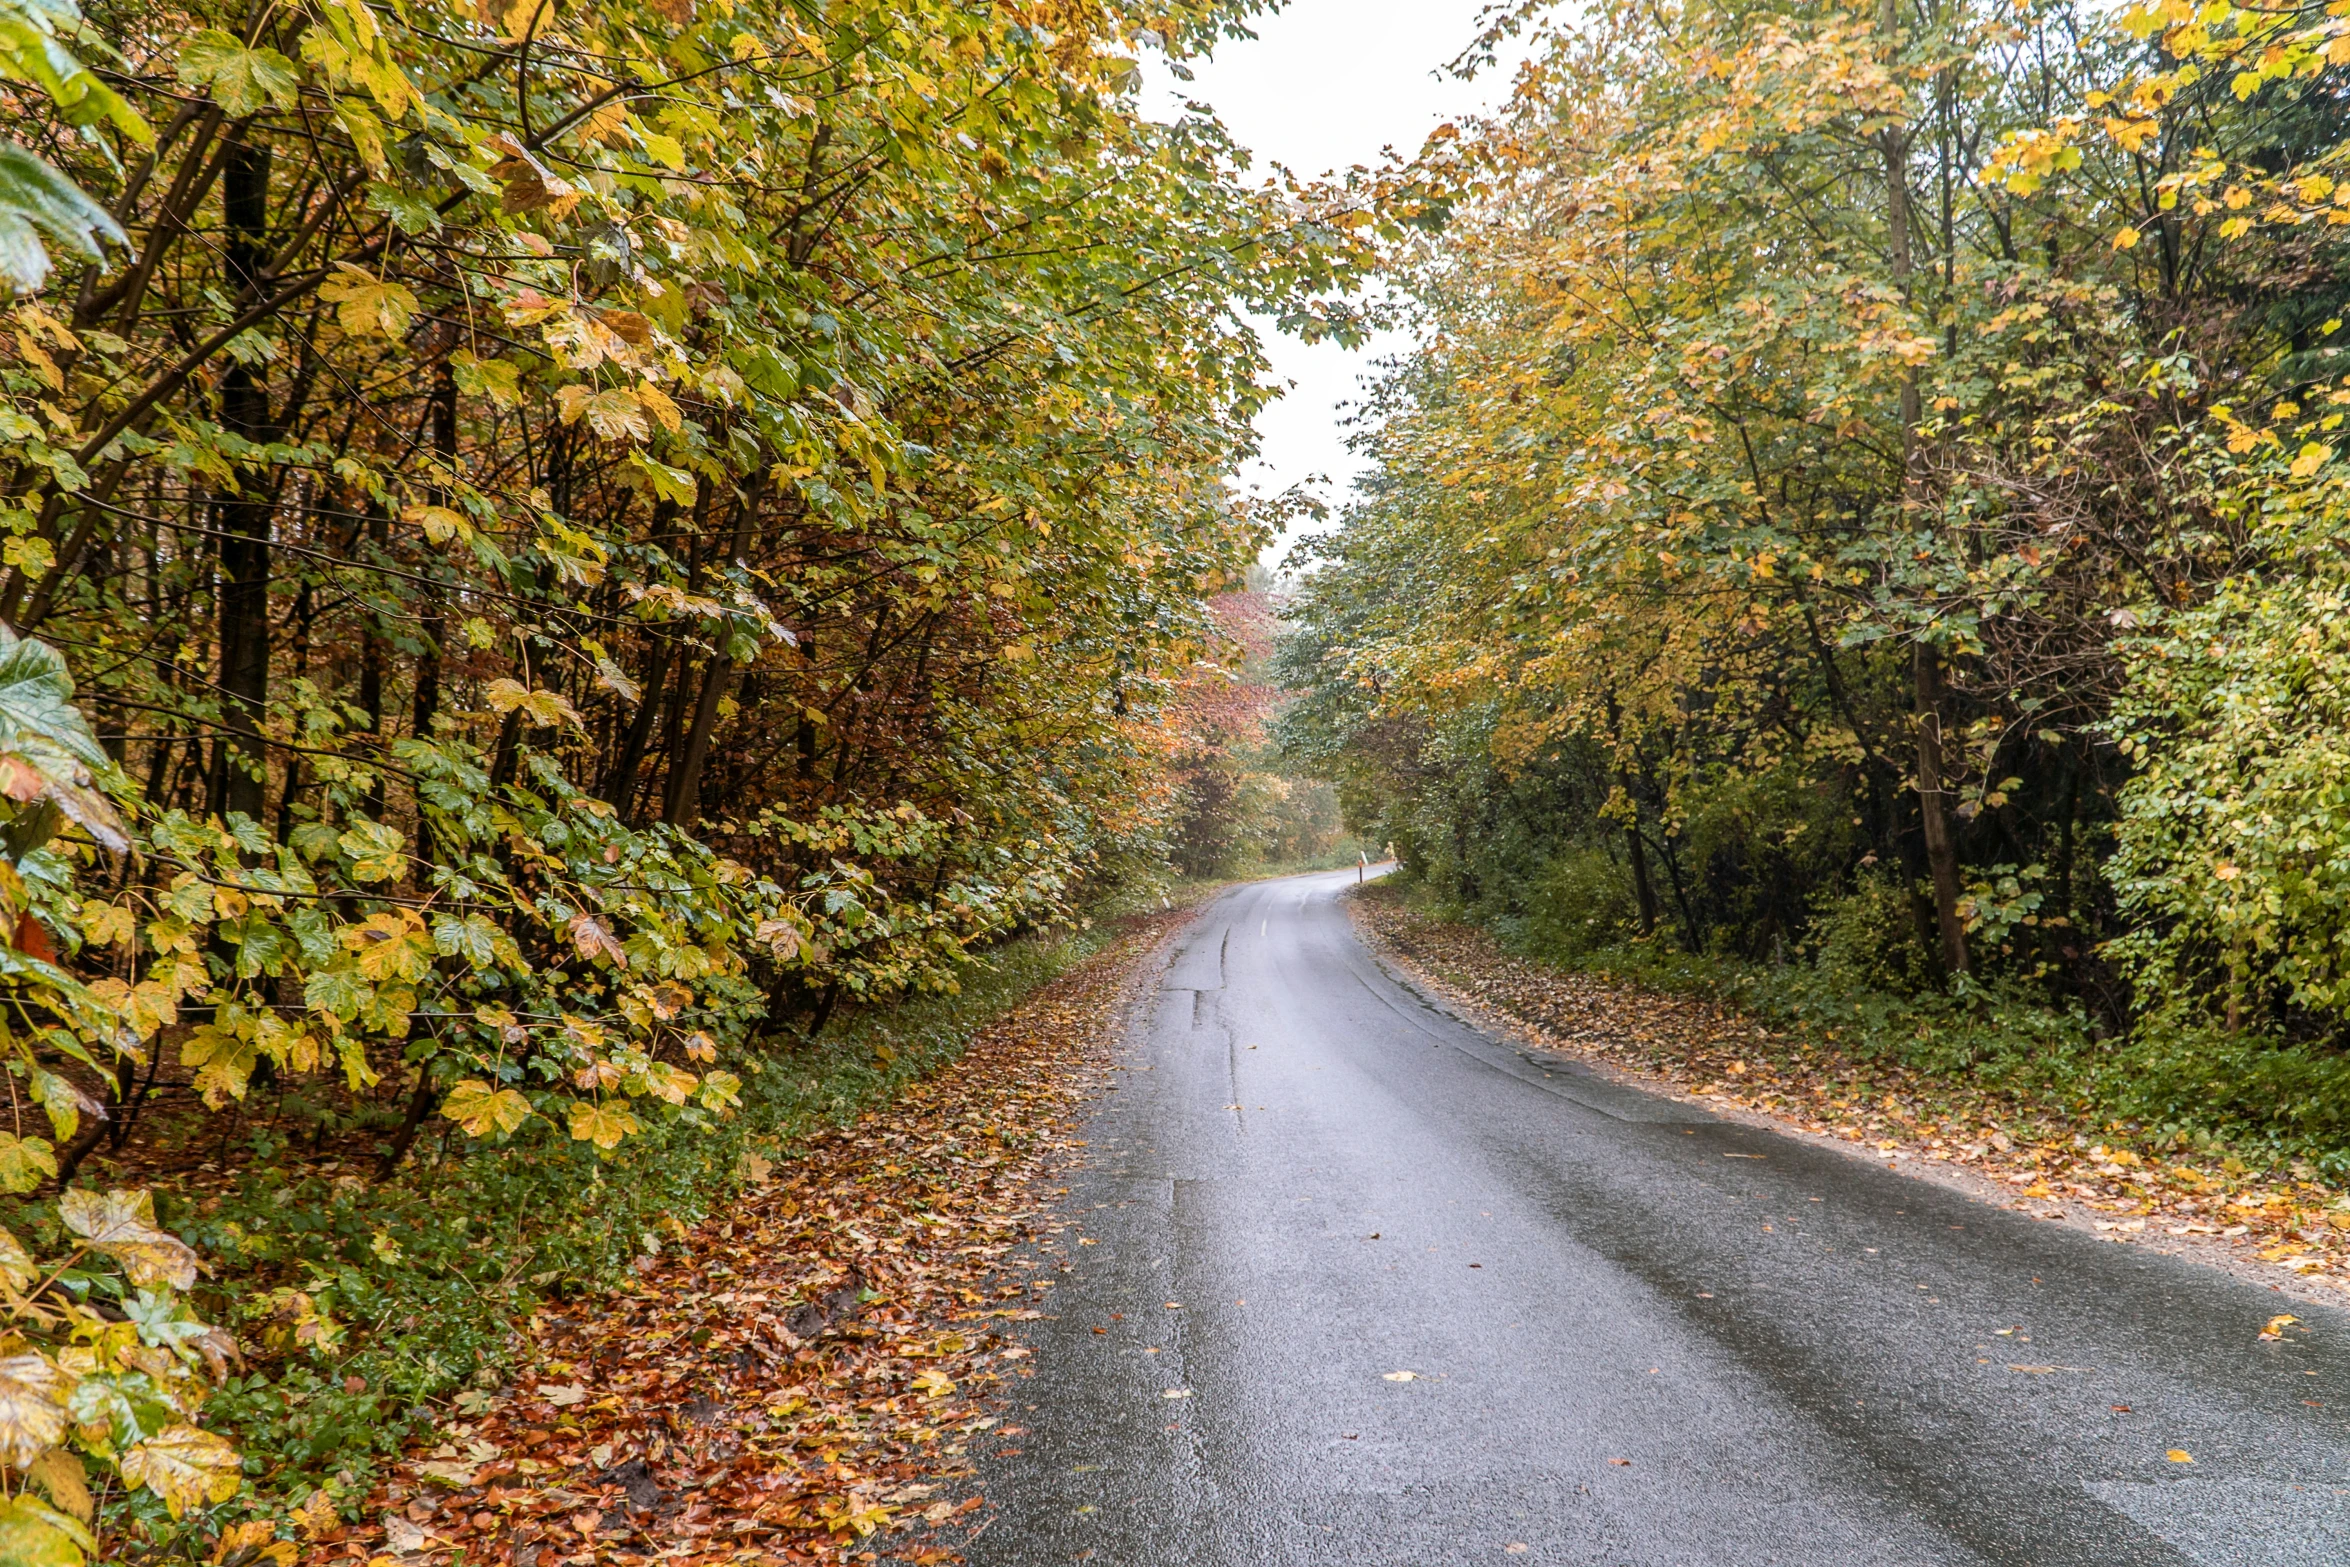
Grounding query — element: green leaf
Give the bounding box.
[336,819,406,881]
[366,182,441,235]
[175,29,299,117]
[0,142,126,292]
[303,966,370,1022]
[431,912,500,968]
[119,1423,241,1517]
[0,628,126,853]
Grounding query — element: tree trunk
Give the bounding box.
[410,364,454,874]
[1623,790,1659,938]
[1914,642,1970,976]
[664,474,767,826]
[209,135,275,825]
[373,1071,440,1182]
[1879,0,1966,977]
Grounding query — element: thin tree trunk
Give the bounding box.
[1623,793,1659,938]
[373,1072,438,1182]
[210,135,275,825]
[1880,0,1968,977]
[1914,643,1970,975]
[410,363,454,874]
[665,475,768,826]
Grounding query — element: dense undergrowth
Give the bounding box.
[1415,868,2350,1181]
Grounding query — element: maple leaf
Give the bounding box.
[485,677,583,727]
[58,1189,199,1289]
[568,913,627,966]
[119,1424,241,1516]
[567,1099,639,1149]
[319,263,419,338]
[0,1356,69,1469]
[442,1079,535,1137]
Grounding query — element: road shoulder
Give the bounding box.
[1347,885,2350,1317]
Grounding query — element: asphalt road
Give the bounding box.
[967,870,2350,1566]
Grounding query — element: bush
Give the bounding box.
[1516,846,1642,962]
[1807,873,1939,998]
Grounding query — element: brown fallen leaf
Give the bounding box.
[316,909,1187,1567]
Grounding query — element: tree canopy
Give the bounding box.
[0,0,1393,1551]
[1282,0,2350,1060]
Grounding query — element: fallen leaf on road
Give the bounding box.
[2260,1313,2300,1342]
[1162,1389,1191,1399]
[1383,1371,1419,1382]
[1506,1545,1530,1554]
[1608,1457,1631,1466]
[2167,1449,2194,1463]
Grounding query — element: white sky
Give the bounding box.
[1135,1,1524,562]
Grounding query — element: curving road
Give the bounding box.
[968,870,2350,1565]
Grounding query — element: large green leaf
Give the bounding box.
[0,629,124,853]
[0,142,123,291]
[174,29,298,118]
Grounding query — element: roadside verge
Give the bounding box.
[309,905,1187,1567]
[1348,884,2350,1315]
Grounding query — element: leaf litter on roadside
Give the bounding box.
[1351,889,2350,1304]
[311,910,1185,1567]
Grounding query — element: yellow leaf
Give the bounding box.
[643,1062,697,1105]
[343,911,431,983]
[2290,442,2332,479]
[566,1100,639,1150]
[0,1357,69,1469]
[0,1493,94,1567]
[441,1080,535,1138]
[119,1424,241,1517]
[484,678,582,727]
[318,263,418,338]
[633,383,682,434]
[27,1448,92,1522]
[58,1189,200,1288]
[0,1225,36,1290]
[2166,1448,2193,1463]
[402,504,470,544]
[2112,226,2142,250]
[0,1134,57,1195]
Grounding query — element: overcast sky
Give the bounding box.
[1135,1,1523,561]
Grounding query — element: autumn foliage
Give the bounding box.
[0,0,1391,1555]
[1282,0,2350,1153]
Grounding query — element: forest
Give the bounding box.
[1282,0,2350,1165]
[0,0,1374,1556]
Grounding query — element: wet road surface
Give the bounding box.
[968,870,2350,1565]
